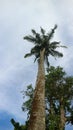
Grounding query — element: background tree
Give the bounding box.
[46,66,73,130]
[22,66,73,130]
[23,25,65,130]
[11,118,27,130]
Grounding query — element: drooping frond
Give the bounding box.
[24,34,42,45]
[50,50,63,58]
[49,42,60,50]
[45,56,50,67]
[23,35,36,42]
[24,53,34,58]
[50,41,67,49]
[60,45,67,48]
[50,41,60,46]
[34,53,40,62]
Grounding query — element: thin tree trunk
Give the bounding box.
[28,49,45,130]
[50,99,54,115]
[59,97,66,130]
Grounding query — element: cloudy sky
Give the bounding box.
[0,0,73,130]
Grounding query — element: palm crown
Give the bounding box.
[24,25,66,66]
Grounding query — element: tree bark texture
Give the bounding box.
[28,49,45,130]
[59,98,66,130]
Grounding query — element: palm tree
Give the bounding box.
[23,25,66,130]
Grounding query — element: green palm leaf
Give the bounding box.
[50,50,63,57]
[40,27,45,34]
[23,35,36,42]
[47,24,57,41]
[50,41,60,46]
[23,25,66,64]
[60,45,67,48]
[45,56,50,67]
[34,53,40,62]
[24,53,34,58]
[31,29,37,35]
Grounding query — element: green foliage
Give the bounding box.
[24,25,66,66]
[40,27,45,35]
[21,85,34,118]
[46,66,73,129]
[11,66,73,130]
[11,118,27,130]
[21,66,73,130]
[46,113,60,130]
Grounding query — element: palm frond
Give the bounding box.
[24,53,34,58]
[47,24,58,41]
[40,27,45,34]
[50,42,67,50]
[31,45,41,53]
[45,56,50,67]
[34,53,40,62]
[49,42,60,49]
[23,35,36,43]
[36,33,40,39]
[54,24,57,30]
[60,45,67,48]
[34,33,42,44]
[31,29,37,35]
[50,41,60,45]
[50,50,63,58]
[48,50,55,57]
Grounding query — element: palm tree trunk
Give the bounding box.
[28,49,45,130]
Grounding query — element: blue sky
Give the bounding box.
[0,0,73,130]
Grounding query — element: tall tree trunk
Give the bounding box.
[28,49,45,130]
[49,99,57,130]
[59,97,66,130]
